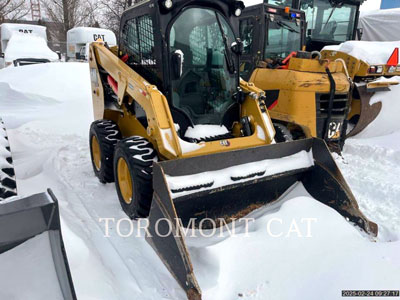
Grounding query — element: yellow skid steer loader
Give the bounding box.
[239,3,352,150]
[88,1,376,299]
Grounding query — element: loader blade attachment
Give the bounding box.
[146,138,377,299]
[0,190,76,300]
[346,85,382,138]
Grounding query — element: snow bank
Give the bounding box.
[323,41,400,65]
[0,63,93,135]
[0,232,64,300]
[189,194,400,300]
[354,76,400,138]
[4,33,59,63]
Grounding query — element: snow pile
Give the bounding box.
[0,63,93,135]
[0,232,64,300]
[185,124,229,139]
[165,150,313,198]
[189,193,400,300]
[323,41,400,65]
[4,33,59,63]
[355,76,400,138]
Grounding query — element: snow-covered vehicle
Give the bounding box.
[67,27,117,61]
[359,8,400,41]
[0,23,59,68]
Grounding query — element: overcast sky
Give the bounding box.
[243,0,382,11]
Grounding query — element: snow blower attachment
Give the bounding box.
[146,138,377,300]
[0,190,76,300]
[0,118,17,200]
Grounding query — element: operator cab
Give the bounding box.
[297,0,363,51]
[239,2,305,80]
[118,0,245,141]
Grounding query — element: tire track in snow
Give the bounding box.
[335,142,400,240]
[54,137,184,299]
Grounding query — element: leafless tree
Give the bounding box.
[100,0,133,36]
[0,0,30,21]
[40,0,99,41]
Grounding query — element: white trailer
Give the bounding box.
[359,8,400,41]
[0,23,58,68]
[67,27,117,61]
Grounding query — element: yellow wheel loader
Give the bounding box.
[293,0,400,137]
[88,1,376,299]
[239,3,352,150]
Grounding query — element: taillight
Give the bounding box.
[368,65,383,74]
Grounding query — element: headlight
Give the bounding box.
[234,8,242,17]
[163,0,173,9]
[388,66,396,73]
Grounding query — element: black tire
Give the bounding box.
[0,118,17,200]
[113,136,158,219]
[89,119,121,183]
[273,123,293,143]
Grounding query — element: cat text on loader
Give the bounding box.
[295,0,400,137]
[88,1,376,299]
[239,3,352,150]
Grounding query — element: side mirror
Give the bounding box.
[172,50,184,79]
[75,52,81,60]
[356,27,363,40]
[0,53,4,59]
[231,38,244,55]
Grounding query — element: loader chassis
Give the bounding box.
[293,0,400,136]
[240,3,351,146]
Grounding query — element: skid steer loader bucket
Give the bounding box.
[0,190,76,300]
[146,138,377,300]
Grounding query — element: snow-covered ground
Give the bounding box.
[0,63,399,300]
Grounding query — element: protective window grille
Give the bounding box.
[239,18,254,54]
[189,23,227,66]
[189,27,207,65]
[122,15,156,66]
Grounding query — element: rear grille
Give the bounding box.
[316,93,349,140]
[316,93,348,116]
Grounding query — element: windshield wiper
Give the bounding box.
[276,20,300,33]
[215,12,235,74]
[322,6,337,31]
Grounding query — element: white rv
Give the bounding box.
[0,23,59,68]
[359,8,400,41]
[67,27,117,61]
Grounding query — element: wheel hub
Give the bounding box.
[91,136,101,171]
[117,157,133,204]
